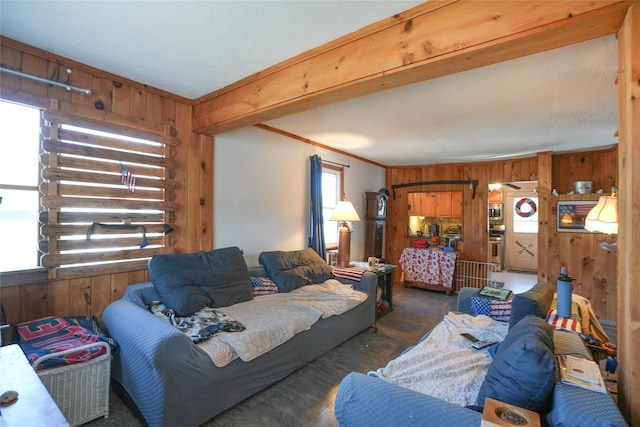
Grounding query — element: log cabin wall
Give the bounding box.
[386,146,618,321]
[0,37,213,329]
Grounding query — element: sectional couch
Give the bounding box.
[335,283,628,427]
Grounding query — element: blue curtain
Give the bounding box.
[309,155,326,261]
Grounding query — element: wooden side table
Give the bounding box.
[0,344,69,426]
[373,265,396,319]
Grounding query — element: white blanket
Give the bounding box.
[369,312,509,406]
[198,279,367,366]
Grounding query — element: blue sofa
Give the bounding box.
[103,248,377,427]
[335,283,627,427]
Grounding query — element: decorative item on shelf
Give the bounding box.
[329,200,361,267]
[573,180,593,194]
[585,187,618,252]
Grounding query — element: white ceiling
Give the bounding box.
[1,1,619,167]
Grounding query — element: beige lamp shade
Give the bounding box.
[585,196,618,234]
[329,201,361,222]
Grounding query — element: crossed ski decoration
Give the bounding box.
[515,240,535,257]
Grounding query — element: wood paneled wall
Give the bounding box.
[549,149,619,321]
[0,37,213,330]
[386,147,618,321]
[385,157,538,266]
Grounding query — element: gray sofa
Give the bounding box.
[103,248,377,427]
[335,283,628,427]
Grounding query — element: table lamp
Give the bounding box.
[585,188,618,251]
[330,200,361,267]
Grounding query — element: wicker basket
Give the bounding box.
[33,342,111,426]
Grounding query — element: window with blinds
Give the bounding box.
[40,111,177,279]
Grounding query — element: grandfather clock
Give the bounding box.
[364,190,388,261]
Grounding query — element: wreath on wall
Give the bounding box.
[515,197,537,218]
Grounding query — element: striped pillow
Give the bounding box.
[546,309,582,333]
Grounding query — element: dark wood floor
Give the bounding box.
[88,284,458,427]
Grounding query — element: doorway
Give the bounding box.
[488,182,538,273]
[504,183,538,273]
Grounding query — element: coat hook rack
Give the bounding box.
[0,66,92,95]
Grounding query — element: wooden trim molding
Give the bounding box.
[616,4,640,424]
[254,123,385,168]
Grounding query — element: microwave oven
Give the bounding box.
[489,203,503,221]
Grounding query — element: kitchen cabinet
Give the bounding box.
[489,190,503,203]
[424,194,438,216]
[451,191,463,217]
[408,192,435,216]
[437,192,452,217]
[409,191,462,218]
[407,193,421,215]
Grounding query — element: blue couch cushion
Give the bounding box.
[547,383,628,427]
[477,315,556,412]
[149,247,253,316]
[509,282,554,329]
[259,248,333,292]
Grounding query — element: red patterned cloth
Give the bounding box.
[546,309,582,333]
[399,248,457,289]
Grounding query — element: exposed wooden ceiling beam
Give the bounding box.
[193,1,634,135]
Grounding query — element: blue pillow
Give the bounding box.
[259,248,333,292]
[477,315,556,412]
[149,247,253,316]
[509,282,554,329]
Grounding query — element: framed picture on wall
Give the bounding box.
[557,200,598,232]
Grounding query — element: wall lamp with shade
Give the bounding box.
[584,188,618,252]
[329,200,361,267]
